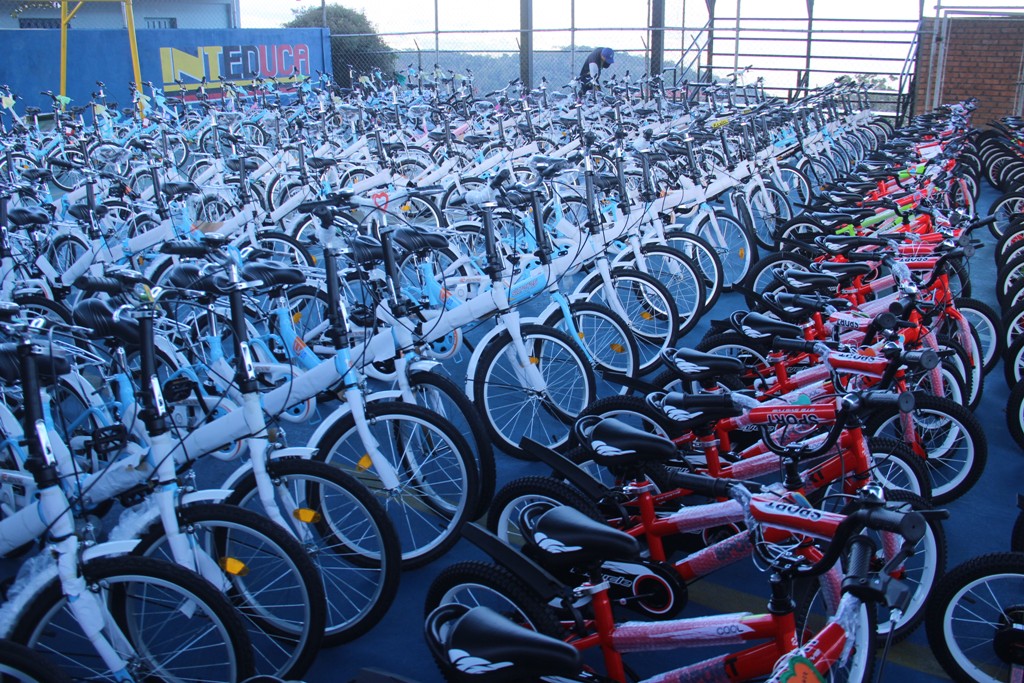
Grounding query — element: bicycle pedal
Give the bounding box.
[162,376,197,403]
[86,424,128,459]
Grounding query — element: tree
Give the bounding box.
[284,4,394,87]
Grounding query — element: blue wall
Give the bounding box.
[0,28,331,114]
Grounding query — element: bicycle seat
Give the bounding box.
[426,605,580,683]
[779,268,840,292]
[737,311,803,339]
[348,234,385,264]
[20,168,52,184]
[225,156,260,173]
[654,392,745,429]
[463,134,490,146]
[814,261,873,281]
[427,130,446,142]
[578,417,678,466]
[165,97,183,106]
[162,181,200,199]
[661,347,743,382]
[162,261,232,297]
[128,138,153,152]
[0,342,71,384]
[67,203,109,223]
[392,227,449,254]
[72,298,140,346]
[660,141,687,156]
[242,261,305,288]
[531,155,569,178]
[308,156,338,170]
[808,212,857,225]
[7,206,51,228]
[24,106,41,116]
[527,505,640,568]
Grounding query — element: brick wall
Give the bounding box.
[913,17,1024,126]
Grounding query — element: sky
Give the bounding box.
[237,0,1023,90]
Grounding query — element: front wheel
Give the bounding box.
[224,458,402,643]
[927,552,1024,683]
[472,323,596,459]
[312,401,479,568]
[9,556,256,682]
[689,210,758,289]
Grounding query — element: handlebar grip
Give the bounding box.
[73,275,122,295]
[773,337,819,353]
[665,471,737,498]
[858,390,915,413]
[47,158,79,170]
[963,215,997,233]
[888,294,916,318]
[901,349,939,371]
[863,507,927,544]
[160,240,211,257]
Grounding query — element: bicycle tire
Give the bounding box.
[926,552,1024,683]
[407,369,496,519]
[864,392,987,504]
[953,297,1003,376]
[424,561,562,637]
[472,323,597,459]
[311,401,479,568]
[224,458,401,643]
[133,502,325,679]
[9,555,256,682]
[663,229,725,310]
[486,476,604,549]
[0,638,71,683]
[622,245,706,335]
[539,300,641,385]
[747,183,794,250]
[690,210,758,289]
[1007,381,1024,453]
[578,268,682,375]
[742,251,813,310]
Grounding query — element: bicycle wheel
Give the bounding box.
[988,191,1024,237]
[953,298,1003,376]
[486,476,603,549]
[9,555,255,682]
[472,324,596,459]
[796,590,877,683]
[628,245,706,335]
[578,269,681,374]
[0,638,71,683]
[424,561,562,637]
[927,552,1024,683]
[539,300,641,382]
[865,392,987,504]
[1007,382,1024,452]
[224,458,401,644]
[663,229,725,310]
[777,163,815,210]
[694,332,772,388]
[133,503,325,679]
[406,369,496,518]
[690,210,758,289]
[741,251,813,311]
[312,401,479,568]
[747,183,793,250]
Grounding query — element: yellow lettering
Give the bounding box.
[167,47,206,82]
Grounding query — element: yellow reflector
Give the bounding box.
[311,255,318,265]
[529,356,540,364]
[401,203,412,212]
[577,332,585,340]
[610,343,625,353]
[219,557,249,576]
[292,508,322,524]
[739,248,746,259]
[292,311,303,324]
[640,312,654,320]
[357,454,373,471]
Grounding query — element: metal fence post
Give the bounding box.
[651,0,665,77]
[520,0,533,88]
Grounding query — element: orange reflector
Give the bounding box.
[739,248,746,259]
[292,311,303,324]
[357,454,373,471]
[610,343,625,353]
[292,508,322,524]
[529,356,540,364]
[401,203,412,212]
[578,332,585,340]
[640,312,654,320]
[219,557,249,576]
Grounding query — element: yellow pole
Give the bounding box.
[123,0,146,116]
[60,0,69,98]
